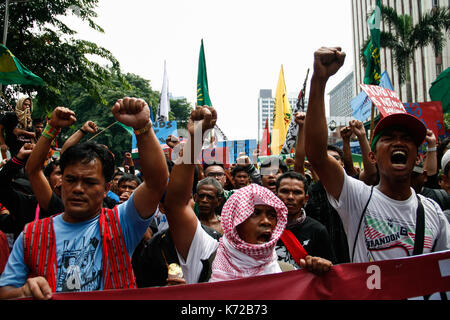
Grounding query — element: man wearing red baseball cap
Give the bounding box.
[305,46,450,263]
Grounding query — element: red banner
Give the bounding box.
[404,102,445,139]
[42,250,450,301]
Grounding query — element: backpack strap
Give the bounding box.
[198,249,217,283]
[412,196,425,256]
[352,186,374,262]
[280,229,308,265]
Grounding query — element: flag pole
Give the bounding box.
[369,103,375,144]
[88,121,118,141]
[0,91,14,111]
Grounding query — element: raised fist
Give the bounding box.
[111,97,151,130]
[48,107,76,129]
[313,47,346,81]
[81,121,98,134]
[187,105,217,137]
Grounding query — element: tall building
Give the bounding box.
[257,89,300,143]
[351,0,450,103]
[329,71,355,117]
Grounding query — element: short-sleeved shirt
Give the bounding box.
[0,193,153,292]
[176,220,219,284]
[327,173,450,263]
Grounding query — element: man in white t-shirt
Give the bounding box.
[304,47,450,263]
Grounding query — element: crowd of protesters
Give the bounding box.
[0,47,449,300]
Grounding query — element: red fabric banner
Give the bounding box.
[45,250,450,301]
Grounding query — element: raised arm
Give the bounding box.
[423,129,438,177]
[111,97,168,219]
[164,106,217,260]
[25,107,76,211]
[304,47,346,200]
[340,125,358,177]
[350,120,378,185]
[60,121,98,154]
[293,112,306,174]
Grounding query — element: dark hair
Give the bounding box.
[231,165,249,177]
[60,142,115,182]
[113,169,124,180]
[260,156,288,174]
[32,118,44,126]
[43,159,60,178]
[118,173,142,187]
[327,145,344,160]
[275,171,309,192]
[203,162,225,172]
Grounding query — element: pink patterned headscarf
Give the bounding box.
[210,184,288,282]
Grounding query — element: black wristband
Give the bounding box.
[79,128,88,135]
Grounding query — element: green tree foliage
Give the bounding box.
[360,5,450,102]
[0,0,120,113]
[169,98,193,129]
[57,71,192,166]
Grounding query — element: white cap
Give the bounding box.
[441,150,450,172]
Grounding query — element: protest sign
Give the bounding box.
[132,120,178,158]
[360,84,406,117]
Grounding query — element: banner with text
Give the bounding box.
[360,84,406,117]
[403,101,446,139]
[46,250,450,301]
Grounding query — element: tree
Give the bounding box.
[169,98,193,129]
[57,71,193,166]
[361,5,450,102]
[0,0,120,114]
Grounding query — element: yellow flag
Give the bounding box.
[270,65,292,155]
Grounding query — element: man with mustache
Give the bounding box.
[304,47,450,263]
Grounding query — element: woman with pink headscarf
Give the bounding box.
[164,106,332,285]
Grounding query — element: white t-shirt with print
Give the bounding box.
[327,173,450,263]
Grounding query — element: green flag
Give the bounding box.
[429,67,450,114]
[0,45,44,86]
[197,39,212,106]
[117,122,134,135]
[364,0,381,85]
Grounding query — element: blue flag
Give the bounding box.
[351,71,394,121]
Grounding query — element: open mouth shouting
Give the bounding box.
[390,149,408,169]
[257,230,273,244]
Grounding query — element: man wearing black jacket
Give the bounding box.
[275,171,336,266]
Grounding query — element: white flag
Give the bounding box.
[157,61,170,122]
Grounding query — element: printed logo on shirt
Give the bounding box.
[364,215,433,254]
[56,236,102,292]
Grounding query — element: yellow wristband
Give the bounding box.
[133,121,152,136]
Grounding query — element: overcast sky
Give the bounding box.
[63,0,355,141]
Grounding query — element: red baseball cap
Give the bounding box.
[371,112,427,150]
